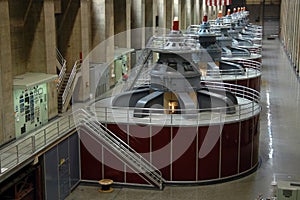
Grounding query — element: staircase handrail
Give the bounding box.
[56,48,67,90]
[62,60,81,105]
[74,109,164,189]
[56,48,65,67]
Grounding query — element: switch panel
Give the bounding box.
[14,83,48,138]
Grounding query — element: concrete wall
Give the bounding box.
[0,0,15,144]
[8,0,58,121]
[280,0,300,76]
[9,0,29,76]
[57,0,81,69]
[0,0,59,144]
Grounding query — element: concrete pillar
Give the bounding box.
[44,1,57,74]
[91,0,102,50]
[113,0,128,48]
[166,0,174,30]
[91,0,114,60]
[25,1,46,73]
[57,0,81,68]
[131,0,146,49]
[76,0,91,102]
[44,0,58,119]
[92,0,114,86]
[174,0,179,20]
[179,0,186,30]
[157,0,167,29]
[145,0,157,41]
[202,0,207,15]
[126,0,132,48]
[103,1,115,87]
[9,0,27,76]
[194,0,201,23]
[0,0,15,144]
[80,0,90,64]
[153,0,158,30]
[90,0,116,92]
[190,0,195,24]
[186,0,192,27]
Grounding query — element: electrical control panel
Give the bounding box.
[14,83,48,138]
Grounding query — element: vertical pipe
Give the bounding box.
[195,125,198,181]
[170,126,173,181]
[237,121,241,173]
[150,124,152,163]
[218,113,222,178]
[251,118,254,167]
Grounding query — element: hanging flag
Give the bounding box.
[206,0,232,6]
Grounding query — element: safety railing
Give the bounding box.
[121,59,261,88]
[147,34,199,50]
[74,109,164,189]
[0,113,75,178]
[240,45,262,55]
[222,52,262,61]
[62,60,81,105]
[56,48,67,90]
[91,81,261,126]
[203,59,262,79]
[241,29,263,38]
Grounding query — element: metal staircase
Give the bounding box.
[56,48,67,91]
[74,109,164,190]
[58,60,81,113]
[124,48,153,91]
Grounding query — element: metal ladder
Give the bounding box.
[124,48,153,91]
[74,109,164,190]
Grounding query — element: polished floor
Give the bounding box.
[66,38,300,200]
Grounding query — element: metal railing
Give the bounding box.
[0,113,75,178]
[147,35,199,49]
[56,48,67,90]
[92,81,261,126]
[62,60,81,105]
[75,109,164,189]
[238,45,262,55]
[203,59,262,78]
[124,59,261,88]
